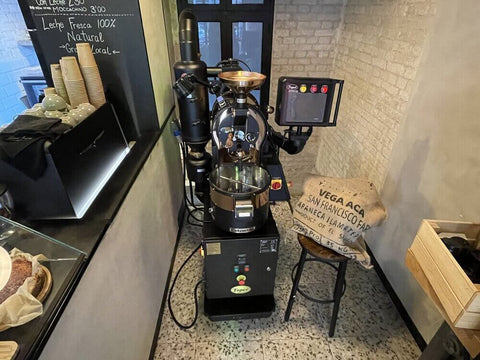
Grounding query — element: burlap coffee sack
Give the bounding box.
[292,176,387,268]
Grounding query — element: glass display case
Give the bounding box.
[0,216,86,359]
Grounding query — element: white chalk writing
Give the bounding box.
[29,0,132,56]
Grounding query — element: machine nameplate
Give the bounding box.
[260,239,278,253]
[231,285,251,295]
[206,242,221,255]
[229,226,256,233]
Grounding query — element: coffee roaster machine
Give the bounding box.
[169,9,344,325]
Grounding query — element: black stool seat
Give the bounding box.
[284,233,350,337]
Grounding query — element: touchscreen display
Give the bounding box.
[285,92,327,123]
[275,77,343,127]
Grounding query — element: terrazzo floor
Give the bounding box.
[154,200,421,360]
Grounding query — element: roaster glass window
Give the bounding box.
[233,22,262,103]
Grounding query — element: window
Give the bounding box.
[177,0,274,108]
[0,3,42,126]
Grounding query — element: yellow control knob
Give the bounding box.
[236,275,246,282]
[300,84,307,93]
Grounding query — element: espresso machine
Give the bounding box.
[172,9,343,322]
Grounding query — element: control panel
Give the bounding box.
[233,254,250,287]
[275,77,344,127]
[202,210,280,320]
[204,237,279,299]
[233,254,250,275]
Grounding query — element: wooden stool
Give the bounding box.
[284,234,349,337]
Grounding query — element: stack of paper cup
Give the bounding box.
[77,43,106,108]
[61,56,89,107]
[50,64,70,104]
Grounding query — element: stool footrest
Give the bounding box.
[291,259,346,304]
[284,244,349,337]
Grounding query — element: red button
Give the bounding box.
[321,85,328,94]
[244,265,250,272]
[239,280,246,285]
[271,180,282,190]
[310,85,318,93]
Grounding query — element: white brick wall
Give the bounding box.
[269,0,344,194]
[315,0,437,190]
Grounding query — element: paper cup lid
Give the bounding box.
[0,247,12,292]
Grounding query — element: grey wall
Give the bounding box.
[369,0,480,342]
[40,130,183,360]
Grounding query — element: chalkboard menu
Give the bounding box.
[17,0,159,140]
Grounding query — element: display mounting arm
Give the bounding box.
[269,125,313,155]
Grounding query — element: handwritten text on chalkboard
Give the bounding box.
[29,0,135,56]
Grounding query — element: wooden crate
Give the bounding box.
[406,249,480,357]
[408,219,480,330]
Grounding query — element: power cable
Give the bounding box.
[167,243,203,330]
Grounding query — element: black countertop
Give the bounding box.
[0,131,160,359]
